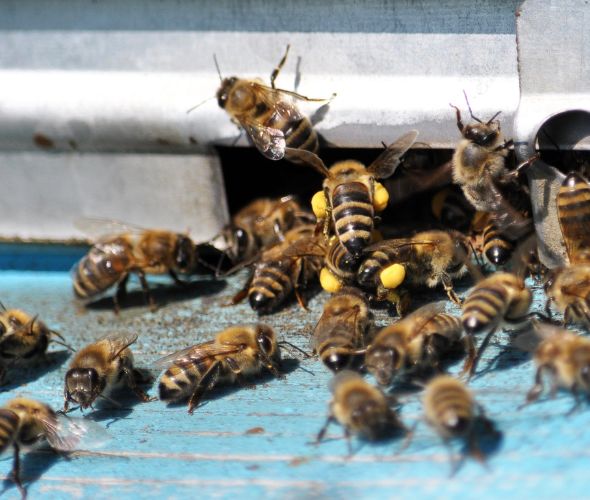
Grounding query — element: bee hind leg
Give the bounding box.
[137,271,157,312]
[10,444,26,500]
[187,362,221,415]
[169,270,190,287]
[113,274,130,314]
[270,44,290,89]
[441,274,461,305]
[122,366,156,403]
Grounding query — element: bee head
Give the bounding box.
[174,235,196,273]
[364,346,400,386]
[64,368,105,409]
[216,77,238,108]
[255,324,281,367]
[464,121,500,147]
[323,350,354,373]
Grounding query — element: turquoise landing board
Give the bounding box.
[0,264,588,500]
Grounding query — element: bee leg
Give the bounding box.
[113,274,129,314]
[315,414,336,445]
[441,274,461,305]
[187,362,221,415]
[169,270,190,287]
[228,273,253,306]
[493,139,514,153]
[122,366,156,403]
[522,365,547,408]
[450,104,464,133]
[567,384,583,416]
[460,334,477,378]
[137,271,157,312]
[11,444,26,500]
[270,44,290,89]
[464,328,496,380]
[344,427,353,457]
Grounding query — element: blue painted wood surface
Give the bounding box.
[0,260,589,499]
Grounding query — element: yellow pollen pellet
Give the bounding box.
[373,182,389,212]
[379,263,406,289]
[320,267,342,293]
[311,191,327,218]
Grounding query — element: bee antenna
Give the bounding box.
[469,240,484,269]
[277,341,313,359]
[486,110,502,126]
[213,53,223,83]
[463,90,483,124]
[98,394,122,408]
[186,95,216,114]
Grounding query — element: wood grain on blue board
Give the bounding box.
[0,267,588,500]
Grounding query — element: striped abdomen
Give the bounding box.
[0,409,18,453]
[482,223,514,265]
[72,241,131,299]
[421,313,462,339]
[357,243,408,288]
[424,376,474,439]
[316,324,360,372]
[248,258,296,314]
[557,172,590,263]
[326,238,357,283]
[261,104,319,156]
[332,182,374,257]
[159,357,229,403]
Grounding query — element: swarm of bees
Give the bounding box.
[4,46,590,497]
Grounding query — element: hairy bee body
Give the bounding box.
[423,375,476,440]
[318,371,405,444]
[248,224,321,313]
[64,333,149,411]
[482,222,514,266]
[545,264,590,326]
[557,172,590,264]
[324,236,358,285]
[462,272,531,336]
[365,302,463,386]
[72,228,198,310]
[313,287,370,372]
[158,324,281,413]
[0,309,52,366]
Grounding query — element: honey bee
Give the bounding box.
[357,230,472,315]
[481,221,515,266]
[557,171,590,264]
[431,186,475,232]
[461,271,532,378]
[63,332,153,412]
[450,93,536,241]
[312,287,371,372]
[364,302,464,386]
[72,218,207,313]
[229,224,322,313]
[286,130,418,258]
[157,324,281,414]
[0,397,108,498]
[284,234,358,294]
[316,370,408,453]
[0,305,71,382]
[544,264,590,327]
[216,45,332,161]
[216,195,315,265]
[517,322,590,411]
[423,375,489,472]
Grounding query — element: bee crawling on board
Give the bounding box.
[0,304,73,384]
[315,371,411,455]
[63,332,154,413]
[356,229,473,316]
[0,397,109,499]
[157,324,283,414]
[423,375,500,475]
[286,130,418,259]
[312,287,371,372]
[515,321,590,414]
[216,45,334,161]
[364,301,465,387]
[72,218,220,313]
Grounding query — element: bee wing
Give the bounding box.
[362,238,434,255]
[154,341,244,368]
[486,179,533,241]
[94,332,139,360]
[74,217,146,241]
[283,237,326,258]
[367,130,419,179]
[283,148,331,177]
[243,122,288,160]
[557,173,590,263]
[44,414,110,452]
[311,307,360,350]
[405,301,447,321]
[512,320,565,353]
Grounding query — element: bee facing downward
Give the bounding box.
[157,324,281,414]
[0,398,108,499]
[64,332,153,412]
[287,130,418,258]
[216,45,333,161]
[0,304,71,383]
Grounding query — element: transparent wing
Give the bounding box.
[95,332,139,360]
[74,217,146,240]
[154,341,244,368]
[367,130,419,179]
[44,414,110,452]
[283,237,326,258]
[284,148,331,177]
[362,238,434,255]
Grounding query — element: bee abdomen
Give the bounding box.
[426,313,462,335]
[482,224,514,265]
[248,263,293,312]
[332,183,374,256]
[429,385,473,436]
[159,362,204,402]
[72,249,124,299]
[462,286,508,334]
[0,409,18,453]
[285,117,319,154]
[357,250,391,287]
